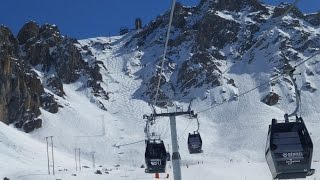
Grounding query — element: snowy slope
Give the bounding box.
[1,2,320,180]
[1,32,319,179]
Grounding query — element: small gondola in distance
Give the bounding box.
[188,131,203,154]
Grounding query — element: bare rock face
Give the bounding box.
[0,25,45,131]
[18,22,61,67]
[305,12,320,26]
[198,0,267,12]
[52,37,85,84]
[86,61,109,100]
[272,3,304,18]
[0,21,108,132]
[18,22,109,103]
[18,22,83,86]
[194,14,240,50]
[17,21,39,45]
[46,76,65,97]
[178,52,222,92]
[262,92,280,106]
[22,117,42,133]
[40,94,59,113]
[171,2,188,29]
[0,25,19,55]
[215,0,265,12]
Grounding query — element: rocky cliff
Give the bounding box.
[0,21,108,132]
[1,0,319,132]
[124,0,320,106]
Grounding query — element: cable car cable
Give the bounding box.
[144,0,177,142]
[177,116,200,140]
[196,116,200,132]
[147,0,301,141]
[177,118,195,140]
[287,68,300,117]
[115,140,146,148]
[153,0,177,107]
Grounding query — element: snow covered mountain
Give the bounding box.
[0,0,320,179]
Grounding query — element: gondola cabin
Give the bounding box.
[265,117,315,179]
[188,132,203,154]
[145,139,167,173]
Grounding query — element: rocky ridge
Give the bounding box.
[0,21,108,132]
[123,0,320,107]
[0,0,319,132]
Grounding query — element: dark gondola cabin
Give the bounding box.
[145,139,167,173]
[265,117,315,179]
[188,132,203,154]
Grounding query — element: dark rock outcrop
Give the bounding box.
[304,82,317,93]
[17,21,39,45]
[40,94,59,113]
[272,3,304,18]
[198,0,267,13]
[0,21,109,132]
[0,25,47,131]
[46,76,65,97]
[194,14,240,50]
[22,118,42,133]
[18,21,109,101]
[214,0,265,12]
[95,170,103,175]
[18,22,83,86]
[178,52,222,92]
[304,12,320,26]
[262,92,280,106]
[51,37,85,84]
[172,2,188,29]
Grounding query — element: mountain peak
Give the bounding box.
[199,0,265,12]
[17,21,39,45]
[272,2,304,18]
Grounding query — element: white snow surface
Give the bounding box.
[0,33,320,180]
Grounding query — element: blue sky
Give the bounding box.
[0,0,319,39]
